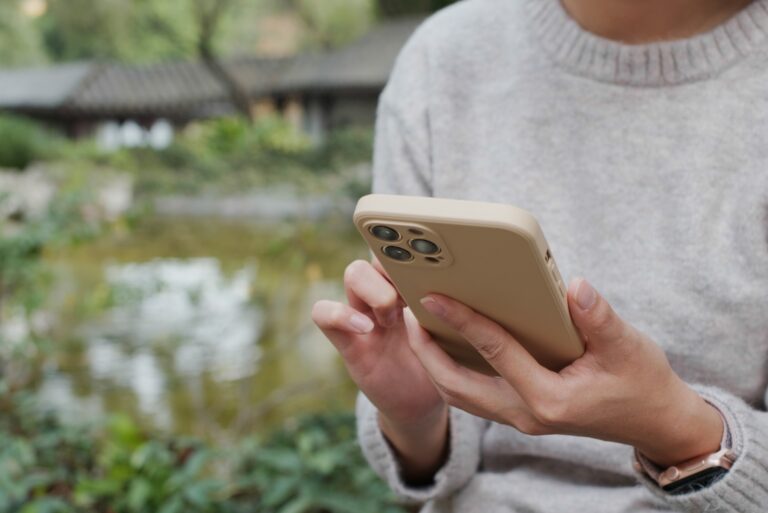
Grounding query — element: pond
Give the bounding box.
[40,215,367,444]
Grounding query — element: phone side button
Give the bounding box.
[550,268,565,295]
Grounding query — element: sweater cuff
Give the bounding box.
[355,392,485,503]
[635,385,768,512]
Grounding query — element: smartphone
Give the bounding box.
[353,194,584,376]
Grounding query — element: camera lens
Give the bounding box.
[409,239,440,255]
[383,246,413,261]
[370,225,399,241]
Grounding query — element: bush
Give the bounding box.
[0,115,62,170]
[191,116,312,161]
[100,117,373,196]
[232,413,404,513]
[0,389,406,513]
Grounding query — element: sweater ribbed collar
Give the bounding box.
[526,0,768,86]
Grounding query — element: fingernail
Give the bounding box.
[420,296,447,318]
[576,279,597,311]
[349,313,374,333]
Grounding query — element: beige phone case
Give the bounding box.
[353,194,584,376]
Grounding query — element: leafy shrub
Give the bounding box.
[113,117,372,193]
[231,413,404,513]
[321,127,374,168]
[0,390,220,513]
[0,115,61,170]
[0,390,406,513]
[193,116,312,161]
[73,416,220,513]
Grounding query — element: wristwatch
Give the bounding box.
[634,447,736,494]
[634,406,737,495]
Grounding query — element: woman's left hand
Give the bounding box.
[407,278,724,467]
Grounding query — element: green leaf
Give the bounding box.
[107,414,144,449]
[182,480,220,508]
[314,491,375,513]
[19,497,72,513]
[75,478,122,498]
[127,478,153,511]
[252,448,303,473]
[277,495,313,513]
[261,475,301,508]
[157,496,184,513]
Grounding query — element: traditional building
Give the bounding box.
[0,17,423,146]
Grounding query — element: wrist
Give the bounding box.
[378,404,450,485]
[635,382,724,468]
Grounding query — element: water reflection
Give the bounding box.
[95,259,262,382]
[41,218,365,441]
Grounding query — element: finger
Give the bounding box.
[419,294,560,402]
[403,308,514,415]
[344,260,401,327]
[567,278,633,350]
[370,255,392,281]
[312,300,374,353]
[371,256,406,308]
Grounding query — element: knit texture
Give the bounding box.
[357,0,768,511]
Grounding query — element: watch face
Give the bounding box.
[662,467,730,495]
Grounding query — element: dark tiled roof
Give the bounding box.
[0,62,93,109]
[67,61,231,117]
[227,56,293,96]
[275,17,423,93]
[0,17,422,118]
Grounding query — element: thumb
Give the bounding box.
[567,278,631,349]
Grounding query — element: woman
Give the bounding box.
[313,0,768,511]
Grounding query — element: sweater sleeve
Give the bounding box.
[356,392,487,503]
[635,384,768,512]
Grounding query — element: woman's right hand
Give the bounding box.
[312,258,449,482]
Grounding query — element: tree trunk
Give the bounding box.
[200,46,254,121]
[195,0,253,121]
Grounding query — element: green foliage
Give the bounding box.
[318,126,374,168]
[201,116,312,157]
[233,413,403,513]
[0,115,62,170]
[73,416,220,513]
[0,1,48,66]
[94,117,372,196]
[0,391,98,513]
[0,390,404,513]
[0,0,458,69]
[0,189,98,317]
[36,0,276,64]
[297,0,375,49]
[38,0,198,63]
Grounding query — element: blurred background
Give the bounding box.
[0,1,457,512]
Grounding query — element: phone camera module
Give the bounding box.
[371,225,400,242]
[409,239,440,255]
[383,246,413,262]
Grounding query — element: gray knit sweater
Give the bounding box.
[355,0,768,511]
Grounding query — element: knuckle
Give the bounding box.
[370,287,398,310]
[590,304,615,336]
[514,418,548,436]
[343,259,369,283]
[434,375,464,403]
[328,303,348,327]
[311,300,334,326]
[474,333,506,362]
[531,397,569,428]
[449,308,474,334]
